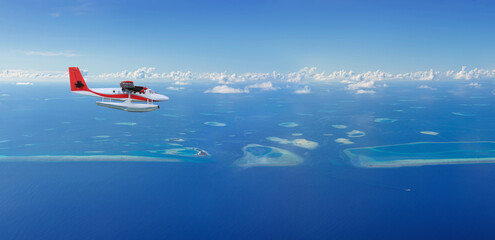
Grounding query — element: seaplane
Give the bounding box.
[69,67,169,112]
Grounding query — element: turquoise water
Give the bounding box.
[374,118,397,123]
[235,144,303,167]
[345,142,495,167]
[278,122,299,127]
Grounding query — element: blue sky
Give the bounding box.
[0,0,494,74]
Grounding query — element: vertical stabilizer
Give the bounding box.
[69,67,89,91]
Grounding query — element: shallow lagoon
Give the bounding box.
[345,142,495,168]
[151,147,209,157]
[452,112,475,117]
[374,118,397,123]
[204,122,227,127]
[346,130,365,138]
[420,131,439,136]
[278,122,299,127]
[335,138,354,145]
[0,154,181,162]
[266,137,319,150]
[114,122,137,126]
[234,144,303,167]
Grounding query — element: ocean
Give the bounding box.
[0,81,494,239]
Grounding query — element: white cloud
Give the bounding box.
[98,68,195,85]
[469,82,481,88]
[294,86,311,94]
[199,72,240,84]
[68,66,495,84]
[198,71,284,84]
[204,85,249,94]
[419,85,437,90]
[396,69,438,81]
[446,66,495,80]
[287,67,320,82]
[174,81,189,86]
[327,70,394,82]
[166,86,184,91]
[166,71,194,85]
[247,81,277,91]
[26,51,82,57]
[355,89,375,94]
[197,67,326,84]
[338,69,440,94]
[347,80,375,90]
[0,69,67,81]
[97,67,319,84]
[322,69,439,82]
[2,66,494,89]
[98,67,159,79]
[16,82,33,85]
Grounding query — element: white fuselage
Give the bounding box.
[75,88,170,102]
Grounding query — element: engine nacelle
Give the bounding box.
[120,81,135,92]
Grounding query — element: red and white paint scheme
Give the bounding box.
[69,67,169,112]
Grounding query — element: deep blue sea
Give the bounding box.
[0,81,494,239]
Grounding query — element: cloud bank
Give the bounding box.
[1,66,494,94]
[446,66,495,80]
[3,66,492,82]
[0,69,67,79]
[93,66,495,89]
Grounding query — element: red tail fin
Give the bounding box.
[69,67,89,91]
